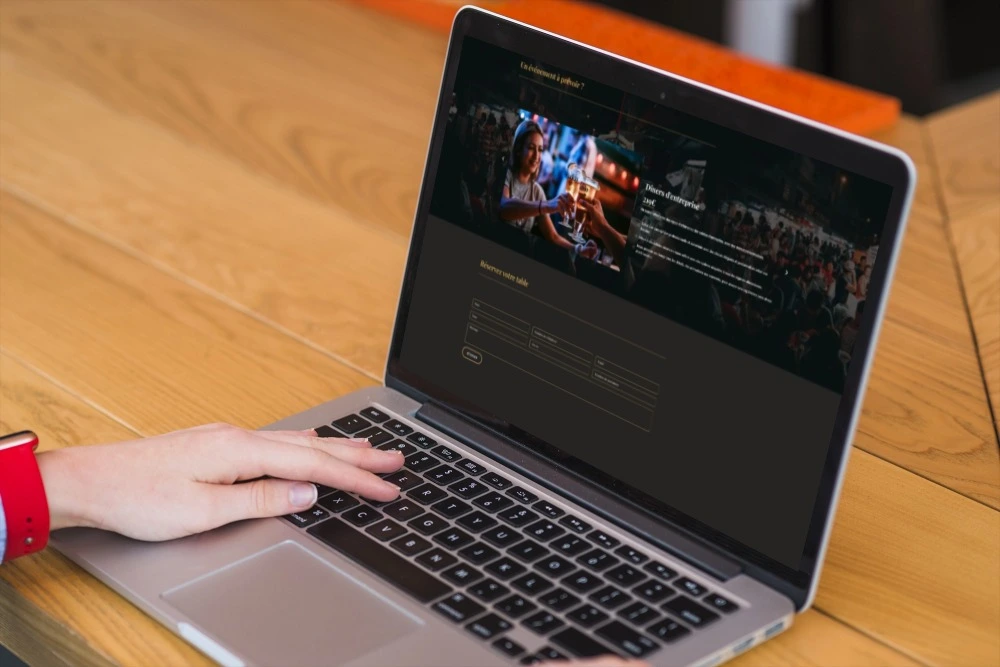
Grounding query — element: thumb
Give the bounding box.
[209,479,319,526]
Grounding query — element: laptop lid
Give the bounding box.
[385,7,914,609]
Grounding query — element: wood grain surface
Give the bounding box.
[1,1,997,666]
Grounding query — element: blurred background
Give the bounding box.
[596,0,1000,115]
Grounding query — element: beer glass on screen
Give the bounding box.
[571,175,599,243]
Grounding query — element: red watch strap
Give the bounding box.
[0,431,50,561]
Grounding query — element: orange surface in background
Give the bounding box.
[352,0,900,136]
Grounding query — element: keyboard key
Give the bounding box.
[566,604,608,628]
[377,440,420,457]
[512,572,554,595]
[663,596,719,628]
[315,484,338,498]
[483,526,523,548]
[403,452,440,473]
[540,588,580,612]
[590,585,631,609]
[383,499,424,522]
[431,445,461,462]
[675,577,707,597]
[408,483,447,505]
[534,646,567,661]
[307,517,451,603]
[643,561,677,581]
[522,611,564,635]
[550,627,615,658]
[474,492,513,513]
[634,581,674,603]
[576,549,619,572]
[389,533,431,556]
[499,506,539,527]
[606,564,645,587]
[647,617,690,642]
[466,613,511,640]
[415,548,457,571]
[382,470,423,492]
[332,414,370,434]
[354,426,394,447]
[615,546,648,565]
[457,511,497,533]
[434,528,474,550]
[587,530,620,550]
[383,419,413,437]
[618,601,660,626]
[507,487,538,504]
[408,513,449,535]
[365,519,407,542]
[485,557,526,580]
[442,563,483,586]
[482,472,512,489]
[359,407,389,423]
[450,479,489,499]
[552,536,589,556]
[494,594,536,618]
[459,542,500,564]
[342,505,382,527]
[426,464,464,486]
[433,592,484,623]
[704,593,738,613]
[456,459,486,476]
[482,526,521,548]
[318,491,360,513]
[559,515,591,534]
[525,520,565,542]
[532,501,565,518]
[406,432,436,448]
[431,497,472,519]
[509,539,550,563]
[282,505,327,528]
[595,621,660,657]
[469,578,509,602]
[314,425,344,438]
[563,572,602,593]
[492,637,525,658]
[534,555,577,579]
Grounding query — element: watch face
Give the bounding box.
[0,431,38,452]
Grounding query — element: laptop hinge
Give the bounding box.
[415,401,743,581]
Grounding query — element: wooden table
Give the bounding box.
[0,2,997,665]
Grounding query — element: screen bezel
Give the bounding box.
[385,7,914,608]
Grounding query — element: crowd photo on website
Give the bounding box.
[695,164,882,393]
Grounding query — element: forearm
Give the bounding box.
[498,197,551,221]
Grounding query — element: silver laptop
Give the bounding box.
[52,7,915,666]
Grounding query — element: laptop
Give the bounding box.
[51,7,915,666]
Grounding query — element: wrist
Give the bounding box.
[37,448,94,531]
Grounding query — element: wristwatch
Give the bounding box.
[0,431,50,561]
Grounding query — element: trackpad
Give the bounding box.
[163,542,421,665]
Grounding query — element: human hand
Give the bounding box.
[579,198,609,233]
[553,192,576,217]
[578,239,601,260]
[37,423,404,541]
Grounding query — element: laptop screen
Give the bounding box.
[396,36,894,571]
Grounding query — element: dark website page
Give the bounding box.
[400,38,892,568]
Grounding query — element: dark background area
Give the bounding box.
[596,0,1000,115]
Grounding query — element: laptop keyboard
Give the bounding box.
[283,407,740,663]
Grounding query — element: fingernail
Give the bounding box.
[383,482,401,494]
[301,428,317,435]
[290,482,318,508]
[350,437,372,445]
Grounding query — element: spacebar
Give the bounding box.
[307,517,452,603]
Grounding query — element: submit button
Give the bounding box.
[462,346,483,365]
